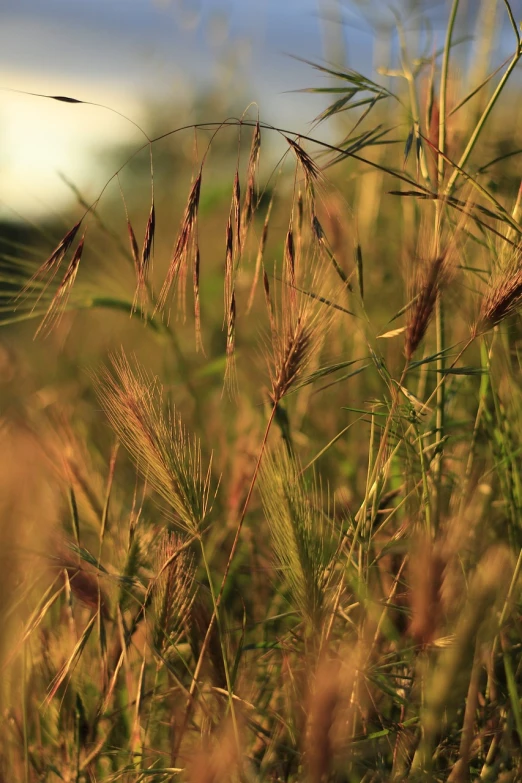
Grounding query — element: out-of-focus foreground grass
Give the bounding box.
[1,2,522,781]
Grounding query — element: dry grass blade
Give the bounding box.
[96,351,212,534]
[305,658,341,783]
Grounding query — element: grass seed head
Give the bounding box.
[153,531,195,653]
[477,248,522,332]
[405,253,446,360]
[96,351,212,534]
[157,170,202,313]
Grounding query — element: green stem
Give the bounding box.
[445,40,522,197]
[438,0,460,187]
[433,0,459,528]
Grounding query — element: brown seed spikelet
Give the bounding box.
[141,201,155,274]
[157,170,202,314]
[285,228,296,299]
[267,244,335,403]
[224,215,234,320]
[19,220,82,304]
[405,253,447,360]
[241,120,261,246]
[270,314,315,403]
[285,136,320,187]
[35,234,86,337]
[126,217,140,270]
[247,192,274,313]
[477,247,522,332]
[224,292,237,394]
[223,213,237,393]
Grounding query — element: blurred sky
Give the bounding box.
[0,0,519,219]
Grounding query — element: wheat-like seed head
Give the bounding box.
[96,351,212,535]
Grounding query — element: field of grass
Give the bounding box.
[1,2,522,781]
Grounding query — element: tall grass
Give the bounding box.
[1,2,522,781]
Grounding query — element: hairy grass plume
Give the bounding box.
[96,351,213,534]
[258,448,338,635]
[477,244,522,332]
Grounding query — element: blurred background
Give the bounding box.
[1,2,522,777]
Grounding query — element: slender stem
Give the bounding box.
[438,0,460,187]
[433,0,459,529]
[445,43,522,197]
